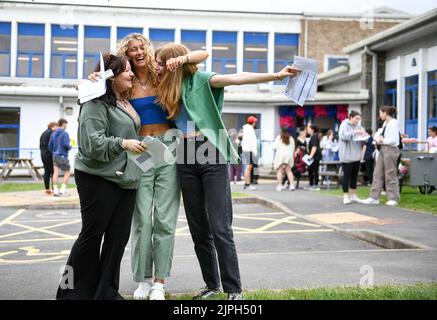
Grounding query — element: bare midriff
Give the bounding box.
[139,123,170,137]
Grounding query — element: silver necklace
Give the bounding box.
[136,76,150,90]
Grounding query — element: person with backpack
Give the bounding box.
[361,106,401,206]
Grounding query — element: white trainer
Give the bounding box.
[133,282,151,300]
[289,185,295,191]
[386,200,398,206]
[349,195,360,203]
[360,198,380,205]
[276,185,282,192]
[149,283,166,300]
[343,196,351,205]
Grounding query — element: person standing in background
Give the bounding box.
[305,124,322,191]
[427,126,437,152]
[228,128,243,184]
[273,128,296,192]
[362,128,375,186]
[338,111,366,205]
[242,116,258,191]
[48,118,72,196]
[39,122,58,195]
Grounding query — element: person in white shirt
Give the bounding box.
[242,116,259,190]
[361,106,401,206]
[273,128,296,192]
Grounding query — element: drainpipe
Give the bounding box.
[364,46,378,132]
[59,95,65,118]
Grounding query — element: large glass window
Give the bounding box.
[17,23,44,78]
[83,26,110,78]
[181,30,206,71]
[0,107,20,161]
[51,24,78,79]
[384,81,397,107]
[274,33,299,84]
[405,75,418,138]
[117,27,143,47]
[428,70,437,127]
[0,22,11,76]
[243,32,268,73]
[326,56,349,71]
[212,31,237,74]
[149,29,174,48]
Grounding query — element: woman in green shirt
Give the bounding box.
[155,43,300,300]
[56,54,146,300]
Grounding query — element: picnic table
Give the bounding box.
[0,158,43,181]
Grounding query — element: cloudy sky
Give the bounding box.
[10,0,437,15]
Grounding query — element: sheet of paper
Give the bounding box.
[353,133,370,142]
[302,154,314,167]
[128,136,174,172]
[78,52,114,104]
[284,56,318,106]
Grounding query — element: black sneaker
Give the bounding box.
[192,287,221,300]
[227,292,244,300]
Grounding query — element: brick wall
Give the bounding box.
[301,19,401,72]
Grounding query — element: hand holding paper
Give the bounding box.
[284,56,318,106]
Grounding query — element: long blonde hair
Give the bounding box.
[117,33,158,89]
[155,43,198,120]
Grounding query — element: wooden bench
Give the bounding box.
[1,158,43,181]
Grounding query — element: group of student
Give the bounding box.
[39,119,72,197]
[55,33,301,300]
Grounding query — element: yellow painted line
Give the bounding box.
[234,212,285,216]
[255,216,296,232]
[282,220,321,228]
[0,250,19,258]
[0,255,67,265]
[176,229,333,236]
[0,209,26,227]
[231,226,257,232]
[19,246,70,256]
[6,222,73,239]
[233,215,296,222]
[0,219,80,240]
[0,237,77,244]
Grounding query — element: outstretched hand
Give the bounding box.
[277,65,301,80]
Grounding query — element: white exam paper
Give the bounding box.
[302,154,314,167]
[128,136,174,172]
[78,52,114,104]
[284,56,318,106]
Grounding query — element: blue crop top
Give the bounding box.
[129,96,169,125]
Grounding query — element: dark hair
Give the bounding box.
[380,105,397,117]
[308,124,318,133]
[280,128,291,145]
[94,53,130,107]
[429,126,437,134]
[47,121,57,129]
[366,128,373,135]
[349,110,361,119]
[58,118,68,127]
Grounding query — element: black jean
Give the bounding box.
[308,159,320,186]
[41,155,53,190]
[56,169,136,300]
[341,161,361,193]
[364,159,374,184]
[176,139,242,294]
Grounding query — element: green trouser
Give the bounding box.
[131,135,180,281]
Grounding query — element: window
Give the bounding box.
[17,23,44,78]
[51,24,78,79]
[212,31,237,74]
[405,75,418,138]
[117,27,143,46]
[326,56,349,71]
[244,32,268,73]
[149,29,174,48]
[83,26,110,78]
[275,33,299,84]
[384,81,397,107]
[0,107,20,161]
[181,30,206,71]
[428,70,437,127]
[0,22,11,76]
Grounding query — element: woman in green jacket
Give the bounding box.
[56,53,146,300]
[155,43,300,300]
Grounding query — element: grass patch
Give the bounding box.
[0,183,76,193]
[168,283,437,300]
[321,186,437,215]
[231,192,251,198]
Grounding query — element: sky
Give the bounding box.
[7,0,437,15]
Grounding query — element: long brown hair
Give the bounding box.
[155,43,198,120]
[281,128,291,145]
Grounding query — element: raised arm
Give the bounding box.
[166,50,209,71]
[209,65,300,88]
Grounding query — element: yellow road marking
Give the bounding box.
[19,246,70,256]
[0,209,26,227]
[0,237,77,244]
[6,222,73,239]
[255,216,297,232]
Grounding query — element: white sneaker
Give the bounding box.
[276,185,282,192]
[343,196,351,205]
[381,191,387,196]
[133,282,151,300]
[386,200,398,206]
[360,198,380,205]
[289,185,295,191]
[349,195,360,203]
[149,283,166,300]
[244,185,257,191]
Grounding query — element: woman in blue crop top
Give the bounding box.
[118,33,208,300]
